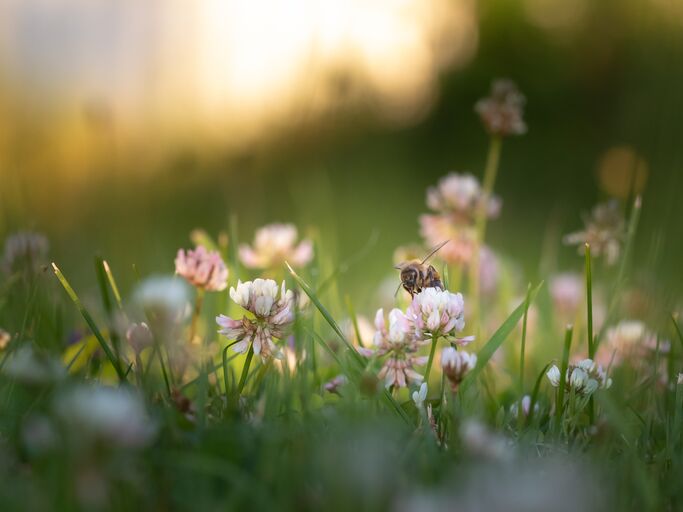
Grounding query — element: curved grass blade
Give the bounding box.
[461,281,543,388]
[52,263,126,381]
[526,362,552,427]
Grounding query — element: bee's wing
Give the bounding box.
[420,240,449,264]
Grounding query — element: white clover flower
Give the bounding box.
[53,385,156,448]
[133,276,189,319]
[546,365,561,387]
[407,287,469,340]
[441,347,477,391]
[547,359,611,396]
[678,373,683,386]
[359,308,428,389]
[426,172,502,220]
[412,382,428,410]
[239,223,313,270]
[217,279,295,362]
[175,245,228,291]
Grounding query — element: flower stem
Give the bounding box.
[470,135,503,331]
[424,337,439,385]
[189,288,205,345]
[236,344,255,396]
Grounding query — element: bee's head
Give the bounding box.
[400,265,418,287]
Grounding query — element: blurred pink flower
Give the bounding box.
[239,223,313,269]
[426,172,501,220]
[479,246,500,297]
[126,322,154,354]
[216,279,295,362]
[419,214,477,265]
[441,347,477,391]
[175,246,228,291]
[550,272,583,321]
[564,200,625,266]
[596,320,669,372]
[475,79,527,137]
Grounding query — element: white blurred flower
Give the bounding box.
[2,346,65,385]
[217,279,295,361]
[412,382,428,410]
[133,276,189,318]
[239,223,313,269]
[407,288,468,340]
[2,231,49,274]
[546,365,561,387]
[53,385,156,448]
[126,322,154,354]
[175,245,228,291]
[441,347,477,391]
[461,419,512,461]
[426,173,502,220]
[678,373,683,385]
[324,374,347,394]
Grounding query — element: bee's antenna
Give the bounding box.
[421,240,449,264]
[393,282,403,298]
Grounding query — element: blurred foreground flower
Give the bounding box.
[175,245,228,291]
[564,200,625,265]
[2,346,65,385]
[441,347,477,391]
[239,223,313,270]
[217,279,295,361]
[53,385,156,448]
[412,382,428,410]
[359,308,428,389]
[133,276,189,320]
[2,231,49,274]
[547,359,611,396]
[510,395,539,418]
[475,79,527,137]
[126,322,154,355]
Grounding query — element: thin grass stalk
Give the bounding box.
[556,324,574,432]
[585,243,595,424]
[518,284,532,431]
[52,263,126,381]
[236,343,255,396]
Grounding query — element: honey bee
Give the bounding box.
[394,240,449,297]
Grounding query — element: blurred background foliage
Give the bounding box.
[0,0,681,309]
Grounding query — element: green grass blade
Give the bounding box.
[52,263,126,381]
[556,324,574,426]
[462,281,543,387]
[102,260,124,310]
[526,362,552,427]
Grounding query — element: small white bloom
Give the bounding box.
[546,365,561,387]
[134,276,189,318]
[408,287,467,338]
[412,382,428,410]
[2,346,65,385]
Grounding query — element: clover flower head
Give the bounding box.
[217,279,295,362]
[407,287,466,339]
[359,308,427,389]
[426,172,501,220]
[441,347,477,391]
[175,245,228,291]
[547,359,611,396]
[239,223,313,269]
[510,395,539,418]
[564,200,625,266]
[412,382,428,410]
[475,78,527,136]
